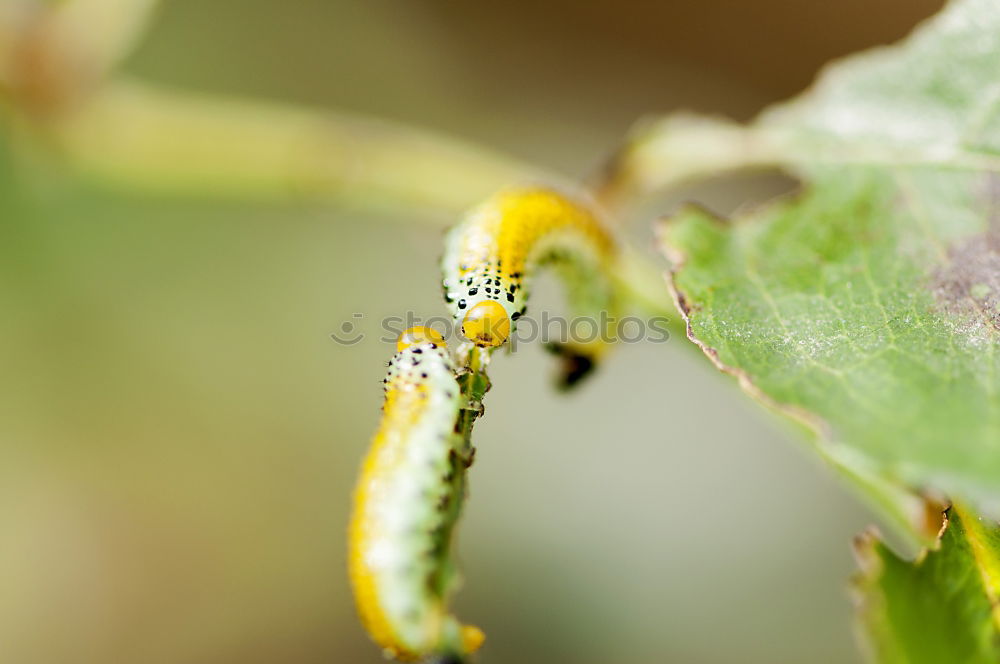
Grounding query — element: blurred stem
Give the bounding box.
[41,78,540,220]
[592,113,786,215]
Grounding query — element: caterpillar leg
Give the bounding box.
[442,186,618,387]
[545,342,597,390]
[348,328,483,661]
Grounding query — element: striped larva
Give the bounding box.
[441,185,618,387]
[350,187,617,658]
[348,327,484,661]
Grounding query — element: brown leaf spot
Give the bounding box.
[930,232,1000,328]
[928,176,1000,339]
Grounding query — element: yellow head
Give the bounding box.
[461,301,511,347]
[396,326,447,352]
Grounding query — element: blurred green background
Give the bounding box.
[0,1,944,662]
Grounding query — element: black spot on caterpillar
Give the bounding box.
[440,186,620,387]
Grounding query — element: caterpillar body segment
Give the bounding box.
[348,329,484,661]
[442,186,618,387]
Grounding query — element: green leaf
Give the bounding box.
[654,0,1000,539]
[854,506,1000,663]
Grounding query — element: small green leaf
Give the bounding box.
[854,506,1000,663]
[657,0,1000,538]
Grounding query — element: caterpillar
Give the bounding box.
[348,327,484,662]
[441,185,618,387]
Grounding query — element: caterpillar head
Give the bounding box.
[397,326,447,351]
[461,300,510,347]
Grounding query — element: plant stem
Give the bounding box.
[457,347,491,447]
[36,79,539,220]
[593,113,785,214]
[423,348,490,664]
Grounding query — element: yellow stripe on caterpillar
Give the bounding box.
[348,328,483,661]
[442,185,618,386]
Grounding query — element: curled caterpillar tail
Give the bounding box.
[348,328,483,661]
[442,185,618,387]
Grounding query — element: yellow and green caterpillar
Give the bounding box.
[349,187,620,662]
[442,185,618,386]
[348,328,483,661]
